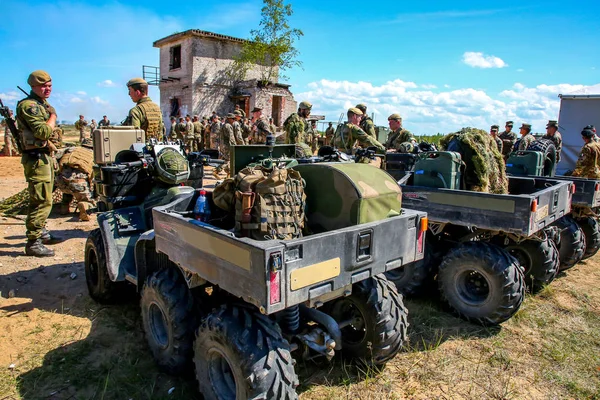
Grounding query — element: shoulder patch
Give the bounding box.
[28,104,39,116]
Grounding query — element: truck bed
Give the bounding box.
[400,175,573,236]
[546,175,600,208]
[152,192,426,315]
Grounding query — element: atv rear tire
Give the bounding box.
[140,268,199,374]
[527,139,557,177]
[194,305,298,400]
[504,238,559,293]
[386,244,435,296]
[553,216,586,270]
[326,274,408,365]
[576,216,600,259]
[438,242,524,325]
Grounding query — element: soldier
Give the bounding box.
[499,121,517,159]
[98,115,110,127]
[2,109,19,156]
[218,113,237,176]
[572,128,600,179]
[182,114,195,152]
[334,107,385,154]
[269,117,277,135]
[56,139,95,221]
[515,123,535,151]
[490,125,502,152]
[74,114,88,142]
[89,119,97,136]
[232,111,245,145]
[310,120,319,153]
[168,116,177,141]
[234,104,246,118]
[251,107,272,144]
[284,101,314,157]
[325,122,335,146]
[210,115,221,149]
[124,77,165,140]
[584,125,599,142]
[192,115,203,150]
[16,70,64,257]
[542,120,563,162]
[355,103,377,139]
[384,113,416,151]
[176,117,186,141]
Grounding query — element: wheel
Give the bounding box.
[326,274,408,365]
[553,216,586,270]
[386,244,435,296]
[194,305,298,400]
[527,139,557,177]
[576,216,600,259]
[140,268,199,374]
[504,238,559,293]
[437,242,524,325]
[84,228,128,303]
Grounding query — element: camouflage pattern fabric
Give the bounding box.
[325,126,335,146]
[176,121,186,140]
[193,121,203,149]
[515,133,535,151]
[241,122,251,145]
[210,121,221,148]
[50,126,63,146]
[253,117,271,144]
[440,127,508,194]
[56,166,94,204]
[98,118,110,127]
[126,97,164,140]
[219,122,236,163]
[155,148,189,184]
[360,116,377,139]
[2,119,19,156]
[491,135,502,152]
[499,130,517,159]
[16,93,53,150]
[232,121,244,145]
[74,119,88,141]
[572,141,600,179]
[542,131,563,162]
[58,146,94,176]
[385,128,415,151]
[334,122,385,154]
[293,162,402,233]
[284,113,305,145]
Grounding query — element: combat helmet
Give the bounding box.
[154,147,190,185]
[398,141,415,154]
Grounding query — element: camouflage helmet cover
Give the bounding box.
[299,101,312,110]
[397,141,415,154]
[155,147,190,184]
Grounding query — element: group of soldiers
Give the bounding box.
[73,114,111,142]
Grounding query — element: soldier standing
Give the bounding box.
[269,117,277,136]
[234,104,246,118]
[168,116,177,141]
[176,117,186,141]
[16,70,64,257]
[56,139,95,221]
[384,113,415,151]
[218,113,237,175]
[183,115,195,152]
[74,114,88,142]
[334,107,385,154]
[2,109,19,156]
[98,115,110,127]
[251,107,271,144]
[192,115,203,150]
[210,115,221,149]
[232,111,245,145]
[499,121,517,159]
[325,122,335,146]
[89,119,97,136]
[514,123,535,151]
[542,120,563,162]
[356,103,377,139]
[572,128,600,178]
[124,77,164,140]
[490,125,502,152]
[284,101,313,157]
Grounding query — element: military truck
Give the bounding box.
[85,141,427,399]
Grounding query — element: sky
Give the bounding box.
[0,0,598,134]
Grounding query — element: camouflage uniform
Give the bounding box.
[98,117,110,127]
[74,118,88,142]
[232,120,245,145]
[184,119,196,152]
[168,120,177,140]
[52,126,63,145]
[515,133,535,151]
[219,119,236,174]
[253,116,271,144]
[572,141,600,179]
[89,120,97,136]
[491,136,502,152]
[334,122,385,154]
[193,119,203,149]
[325,125,335,146]
[360,116,377,139]
[542,131,563,162]
[56,146,95,221]
[125,97,164,140]
[384,128,415,151]
[241,121,252,145]
[499,130,517,159]
[210,120,221,149]
[284,113,306,145]
[2,118,19,156]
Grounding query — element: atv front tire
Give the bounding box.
[576,216,600,259]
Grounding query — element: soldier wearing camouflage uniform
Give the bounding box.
[183,115,196,152]
[384,113,415,151]
[192,115,203,150]
[356,104,377,139]
[284,101,314,157]
[98,115,110,127]
[334,107,385,154]
[218,113,237,175]
[124,77,165,140]
[2,109,19,156]
[251,107,272,144]
[56,139,95,221]
[499,121,517,159]
[232,111,245,145]
[210,115,221,149]
[16,70,65,257]
[572,128,600,179]
[168,116,177,140]
[74,115,88,142]
[490,125,502,152]
[542,120,563,162]
[515,123,535,151]
[325,122,335,146]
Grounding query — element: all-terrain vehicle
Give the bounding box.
[85,139,427,398]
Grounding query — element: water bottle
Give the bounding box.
[194,189,210,222]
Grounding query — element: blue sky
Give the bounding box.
[0,0,597,134]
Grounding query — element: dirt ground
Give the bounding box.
[0,155,599,399]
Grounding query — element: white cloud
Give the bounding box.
[97,79,118,87]
[421,84,437,89]
[76,91,87,96]
[462,51,508,69]
[90,96,109,106]
[0,91,20,106]
[70,97,84,103]
[444,84,451,88]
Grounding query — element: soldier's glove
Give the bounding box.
[44,104,57,116]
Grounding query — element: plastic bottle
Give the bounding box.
[194,189,210,222]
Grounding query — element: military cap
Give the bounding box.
[505,121,514,126]
[546,120,558,128]
[170,116,176,120]
[584,124,596,131]
[79,114,84,118]
[355,103,367,112]
[233,110,242,116]
[582,128,594,137]
[226,113,235,119]
[388,113,402,121]
[491,124,499,130]
[299,101,312,110]
[520,123,532,130]
[126,77,147,87]
[27,70,52,87]
[348,107,363,116]
[251,107,262,113]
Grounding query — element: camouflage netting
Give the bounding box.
[0,188,66,217]
[440,127,508,194]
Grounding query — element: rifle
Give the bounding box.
[0,98,24,152]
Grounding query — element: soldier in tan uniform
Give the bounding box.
[183,114,195,153]
[542,120,563,162]
[284,101,314,157]
[499,121,517,159]
[74,115,88,142]
[124,77,164,140]
[333,107,385,154]
[515,123,535,151]
[325,122,335,146]
[2,109,19,156]
[232,111,245,145]
[384,113,415,151]
[356,103,376,139]
[572,128,600,179]
[192,115,203,150]
[56,139,95,221]
[251,107,272,144]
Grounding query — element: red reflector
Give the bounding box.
[269,271,280,305]
[571,184,576,194]
[531,199,538,212]
[595,183,599,192]
[417,229,425,254]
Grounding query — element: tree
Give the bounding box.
[230,0,303,84]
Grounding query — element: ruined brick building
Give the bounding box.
[149,29,297,128]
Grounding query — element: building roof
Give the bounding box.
[559,84,600,99]
[153,29,249,48]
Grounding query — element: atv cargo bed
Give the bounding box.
[547,175,600,208]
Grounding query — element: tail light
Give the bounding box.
[269,252,282,305]
[417,217,427,254]
[531,199,538,212]
[571,184,576,194]
[595,183,599,192]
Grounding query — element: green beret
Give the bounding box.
[348,107,363,116]
[355,103,367,112]
[299,101,312,110]
[520,123,532,130]
[505,121,514,126]
[546,120,558,128]
[388,113,402,121]
[127,77,147,87]
[27,70,52,87]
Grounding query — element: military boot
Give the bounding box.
[25,239,55,257]
[40,228,65,245]
[77,202,90,221]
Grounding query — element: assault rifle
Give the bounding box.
[0,99,24,152]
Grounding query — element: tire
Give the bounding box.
[437,242,524,325]
[576,216,600,259]
[140,268,199,374]
[84,228,128,303]
[527,139,556,177]
[553,216,586,270]
[504,238,559,293]
[326,274,408,365]
[194,305,298,400]
[386,244,434,296]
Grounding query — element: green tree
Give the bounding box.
[231,0,303,84]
